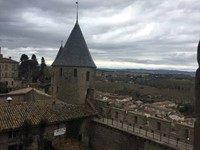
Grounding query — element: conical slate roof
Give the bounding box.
[52,22,96,68]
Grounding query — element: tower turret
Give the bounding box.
[51,21,96,105]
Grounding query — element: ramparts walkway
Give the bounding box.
[93,118,193,150]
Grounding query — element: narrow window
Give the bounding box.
[157,122,161,130]
[8,131,12,138]
[78,134,82,141]
[5,64,8,70]
[134,116,138,124]
[100,107,103,114]
[74,69,77,77]
[86,71,90,81]
[8,145,18,150]
[8,130,17,138]
[146,120,149,126]
[185,129,190,139]
[115,111,118,119]
[59,68,62,77]
[13,131,17,137]
[12,64,15,70]
[18,144,23,150]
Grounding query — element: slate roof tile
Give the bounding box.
[52,22,96,68]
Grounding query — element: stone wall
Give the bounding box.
[90,121,176,150]
[0,119,90,150]
[52,67,96,105]
[90,121,144,150]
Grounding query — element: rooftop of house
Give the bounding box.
[0,99,96,131]
[96,91,132,102]
[0,57,18,64]
[0,87,51,98]
[8,87,50,96]
[7,87,33,95]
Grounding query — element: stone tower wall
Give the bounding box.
[194,41,200,150]
[52,66,95,104]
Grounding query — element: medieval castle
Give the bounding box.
[0,3,199,150]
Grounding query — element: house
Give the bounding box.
[0,87,51,103]
[0,99,96,149]
[0,48,19,89]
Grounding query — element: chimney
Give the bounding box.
[9,57,11,60]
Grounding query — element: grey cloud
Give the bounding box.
[0,0,199,71]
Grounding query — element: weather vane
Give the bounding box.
[76,0,79,23]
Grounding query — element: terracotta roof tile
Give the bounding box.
[0,99,95,131]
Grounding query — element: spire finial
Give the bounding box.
[76,0,79,23]
[61,40,63,47]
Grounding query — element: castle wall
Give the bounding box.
[175,123,194,145]
[90,121,177,150]
[52,67,95,104]
[0,119,91,150]
[93,100,194,147]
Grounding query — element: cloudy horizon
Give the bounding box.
[0,0,200,71]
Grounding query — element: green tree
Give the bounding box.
[0,82,8,93]
[30,55,39,82]
[39,57,47,83]
[178,103,194,115]
[19,54,40,83]
[20,54,29,62]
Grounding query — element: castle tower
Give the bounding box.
[194,41,200,150]
[51,20,96,105]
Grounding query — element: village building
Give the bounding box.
[0,47,19,89]
[0,87,51,103]
[0,99,95,150]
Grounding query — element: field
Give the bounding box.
[95,69,195,105]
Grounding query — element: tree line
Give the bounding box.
[19,54,49,84]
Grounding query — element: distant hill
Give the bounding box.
[97,68,195,76]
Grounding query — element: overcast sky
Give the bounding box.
[0,0,199,71]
